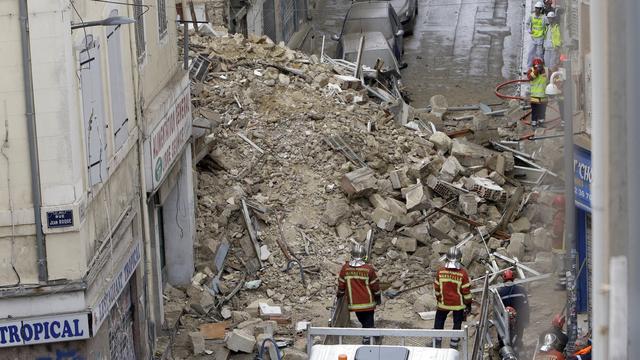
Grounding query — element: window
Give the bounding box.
[157,0,168,39]
[107,10,129,151]
[79,35,108,186]
[134,0,146,62]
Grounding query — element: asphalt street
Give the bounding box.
[306,0,526,107]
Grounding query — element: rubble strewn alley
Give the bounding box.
[157,31,567,359]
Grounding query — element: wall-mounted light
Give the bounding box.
[71,16,136,30]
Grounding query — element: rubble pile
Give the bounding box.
[161,31,565,359]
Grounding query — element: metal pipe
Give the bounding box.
[590,0,610,358]
[183,22,189,70]
[19,0,47,283]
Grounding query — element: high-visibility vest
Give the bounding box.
[530,67,548,100]
[549,24,561,48]
[531,15,545,39]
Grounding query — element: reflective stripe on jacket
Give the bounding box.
[529,67,548,100]
[434,267,472,311]
[338,263,380,312]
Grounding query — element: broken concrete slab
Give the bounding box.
[371,207,397,231]
[400,222,431,245]
[336,222,353,239]
[225,329,256,353]
[431,215,456,239]
[451,139,498,167]
[508,217,531,233]
[190,331,206,355]
[340,167,377,198]
[322,198,352,226]
[429,132,453,153]
[531,227,551,250]
[430,94,448,119]
[368,193,390,211]
[458,193,478,216]
[488,171,506,186]
[389,168,412,189]
[394,236,417,253]
[386,197,408,217]
[487,237,502,250]
[404,184,430,212]
[439,156,464,182]
[507,233,528,259]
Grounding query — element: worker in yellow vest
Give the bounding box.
[527,57,549,128]
[526,2,548,68]
[544,11,562,70]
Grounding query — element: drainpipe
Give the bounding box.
[19,0,47,283]
[590,0,609,358]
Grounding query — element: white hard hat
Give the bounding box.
[534,1,544,8]
[547,11,556,18]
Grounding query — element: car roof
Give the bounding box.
[348,1,392,18]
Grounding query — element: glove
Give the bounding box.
[375,293,382,305]
[464,303,472,316]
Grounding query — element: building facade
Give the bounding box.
[0,0,194,358]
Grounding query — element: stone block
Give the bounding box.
[386,197,407,217]
[389,168,412,189]
[404,184,430,212]
[431,215,456,238]
[189,331,206,355]
[322,198,352,226]
[458,193,478,216]
[336,222,353,239]
[487,237,502,250]
[531,227,551,251]
[340,167,377,198]
[225,329,257,353]
[371,207,397,231]
[507,233,528,259]
[413,293,438,313]
[508,217,531,233]
[429,132,452,153]
[488,171,506,186]
[400,222,431,245]
[451,139,496,167]
[439,156,463,182]
[429,94,448,119]
[394,237,417,253]
[368,193,389,211]
[397,211,421,226]
[486,154,506,175]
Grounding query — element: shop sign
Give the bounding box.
[46,209,74,228]
[574,146,592,211]
[146,84,192,191]
[0,313,90,347]
[91,240,142,331]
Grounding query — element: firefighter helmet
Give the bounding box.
[552,195,565,208]
[502,269,515,282]
[552,313,566,329]
[533,57,545,66]
[445,247,462,269]
[539,333,559,352]
[547,11,556,18]
[351,243,366,261]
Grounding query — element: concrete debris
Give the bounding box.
[429,132,453,153]
[371,207,397,231]
[340,167,377,198]
[189,331,206,355]
[322,198,352,226]
[225,329,257,353]
[158,30,565,357]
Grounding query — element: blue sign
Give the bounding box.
[574,146,592,211]
[46,210,74,228]
[0,313,90,347]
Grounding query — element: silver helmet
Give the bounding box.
[445,246,462,269]
[539,333,559,352]
[350,243,366,266]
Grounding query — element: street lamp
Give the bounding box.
[71,16,136,30]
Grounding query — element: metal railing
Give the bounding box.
[307,326,470,360]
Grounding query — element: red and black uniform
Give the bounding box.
[433,266,472,348]
[338,262,381,329]
[534,349,565,360]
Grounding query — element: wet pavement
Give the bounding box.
[306,0,526,107]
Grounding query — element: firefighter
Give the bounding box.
[539,314,569,353]
[528,57,549,127]
[498,269,530,352]
[433,247,472,349]
[535,333,566,360]
[337,243,381,344]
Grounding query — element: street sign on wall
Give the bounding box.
[574,146,592,211]
[0,313,90,347]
